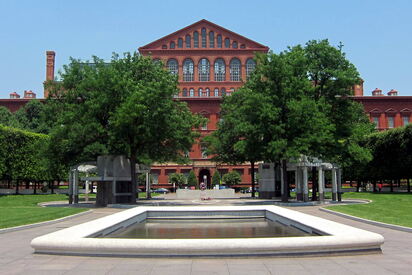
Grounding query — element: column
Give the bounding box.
[303,166,309,202]
[296,168,303,201]
[74,169,79,204]
[331,168,337,201]
[68,170,73,204]
[318,166,324,202]
[280,165,284,196]
[337,169,342,201]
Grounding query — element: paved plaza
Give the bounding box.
[0,197,411,275]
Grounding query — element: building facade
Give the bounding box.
[1,19,411,188]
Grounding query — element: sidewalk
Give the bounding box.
[0,198,411,274]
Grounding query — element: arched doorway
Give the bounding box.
[198,169,211,189]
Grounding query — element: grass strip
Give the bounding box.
[326,192,412,228]
[0,194,86,229]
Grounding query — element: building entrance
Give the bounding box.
[198,169,211,189]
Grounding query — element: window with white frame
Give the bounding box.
[246,59,256,79]
[201,145,208,158]
[198,88,202,97]
[166,59,178,75]
[214,58,225,81]
[182,88,187,97]
[214,88,219,97]
[205,88,210,97]
[403,115,410,125]
[373,117,379,128]
[201,28,207,48]
[193,31,199,48]
[230,58,241,81]
[388,116,395,128]
[151,173,159,184]
[198,58,210,81]
[209,31,214,48]
[185,35,191,48]
[189,88,194,97]
[183,59,194,81]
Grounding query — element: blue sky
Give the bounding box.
[1,0,411,98]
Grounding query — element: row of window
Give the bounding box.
[372,116,410,129]
[165,29,243,50]
[181,88,233,97]
[166,58,256,82]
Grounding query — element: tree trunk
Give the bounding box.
[356,180,361,192]
[130,153,137,204]
[50,181,54,194]
[311,167,317,201]
[15,181,19,195]
[408,178,410,193]
[281,159,288,203]
[7,179,10,189]
[33,181,37,194]
[251,161,255,198]
[372,180,377,193]
[390,180,394,192]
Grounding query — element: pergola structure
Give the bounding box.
[259,156,342,202]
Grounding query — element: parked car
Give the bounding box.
[152,188,170,194]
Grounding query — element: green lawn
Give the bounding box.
[0,194,87,229]
[79,192,160,199]
[326,192,412,228]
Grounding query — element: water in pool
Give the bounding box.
[104,218,315,239]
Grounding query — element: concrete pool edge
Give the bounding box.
[31,205,384,257]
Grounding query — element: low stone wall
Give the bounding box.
[176,189,236,199]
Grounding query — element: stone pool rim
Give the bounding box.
[31,205,384,257]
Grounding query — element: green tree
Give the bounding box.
[187,170,197,188]
[13,100,50,133]
[168,173,186,188]
[222,171,241,187]
[0,106,16,127]
[211,170,221,187]
[48,52,202,201]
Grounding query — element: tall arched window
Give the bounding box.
[230,58,241,81]
[225,38,230,48]
[246,58,256,79]
[232,41,238,48]
[214,88,219,97]
[201,28,207,48]
[185,35,191,48]
[194,31,199,48]
[214,58,225,81]
[198,58,210,81]
[221,88,226,96]
[209,31,214,48]
[166,59,178,75]
[217,35,222,48]
[170,41,175,49]
[198,88,203,97]
[205,88,210,97]
[182,88,188,97]
[183,59,194,81]
[189,88,194,97]
[178,38,183,48]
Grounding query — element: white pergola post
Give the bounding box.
[296,168,303,201]
[337,168,342,201]
[303,166,309,202]
[73,169,79,204]
[332,168,338,201]
[68,170,73,204]
[318,166,325,202]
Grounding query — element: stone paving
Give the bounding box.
[0,196,411,274]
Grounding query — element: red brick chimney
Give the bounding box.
[44,51,55,98]
[353,79,364,96]
[372,88,383,96]
[387,89,398,96]
[9,92,20,99]
[23,90,36,99]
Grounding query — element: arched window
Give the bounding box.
[185,35,191,48]
[214,88,219,97]
[225,38,230,48]
[194,31,199,48]
[201,28,207,48]
[230,58,241,81]
[183,59,194,81]
[209,31,214,48]
[166,59,178,75]
[205,88,210,97]
[198,88,203,97]
[217,35,222,48]
[232,41,238,48]
[189,88,194,97]
[221,88,226,96]
[170,41,175,49]
[182,88,188,97]
[198,58,210,81]
[153,58,161,65]
[178,38,183,48]
[246,58,256,79]
[214,58,225,81]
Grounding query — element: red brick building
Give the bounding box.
[1,19,411,188]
